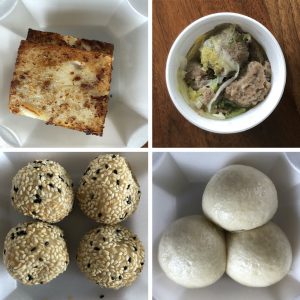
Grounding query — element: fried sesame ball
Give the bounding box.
[3,222,69,285]
[76,224,145,289]
[11,160,74,223]
[77,154,141,225]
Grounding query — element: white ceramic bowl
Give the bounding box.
[166,13,286,134]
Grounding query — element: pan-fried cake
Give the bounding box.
[26,29,114,56]
[9,30,114,136]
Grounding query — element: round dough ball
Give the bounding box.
[3,222,69,285]
[77,154,141,225]
[11,159,74,223]
[158,215,226,288]
[76,224,145,289]
[202,164,277,231]
[227,222,292,287]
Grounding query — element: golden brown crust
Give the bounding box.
[9,40,113,136]
[27,28,114,56]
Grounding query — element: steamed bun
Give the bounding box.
[226,222,292,287]
[202,164,277,231]
[158,215,226,288]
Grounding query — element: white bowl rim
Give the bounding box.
[166,12,286,134]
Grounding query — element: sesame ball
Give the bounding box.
[11,160,74,223]
[3,222,69,285]
[76,225,145,289]
[77,154,141,225]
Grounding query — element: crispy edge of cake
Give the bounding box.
[27,28,114,56]
[9,40,111,136]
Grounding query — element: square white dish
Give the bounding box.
[153,152,300,300]
[0,152,148,300]
[0,0,148,148]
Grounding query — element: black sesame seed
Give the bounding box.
[141,262,144,265]
[13,186,18,192]
[30,247,37,252]
[116,180,120,185]
[133,236,137,240]
[102,237,106,241]
[48,183,54,188]
[34,194,42,204]
[92,177,97,180]
[116,229,121,234]
[60,234,64,238]
[120,212,128,220]
[33,166,39,169]
[119,275,122,280]
[98,213,102,218]
[39,257,43,262]
[112,154,116,158]
[40,281,44,284]
[47,173,53,178]
[100,295,105,299]
[124,266,128,270]
[57,188,61,193]
[65,260,68,264]
[111,276,115,280]
[90,241,93,246]
[59,176,64,182]
[82,181,86,186]
[138,190,141,194]
[34,265,38,268]
[127,196,132,204]
[127,184,130,189]
[11,196,14,201]
[38,185,43,190]
[39,175,43,179]
[96,229,100,233]
[133,246,137,251]
[113,170,118,174]
[94,247,100,251]
[128,257,132,263]
[87,263,91,268]
[84,167,90,175]
[105,164,109,169]
[96,169,100,174]
[44,241,49,246]
[27,274,33,281]
[16,230,27,237]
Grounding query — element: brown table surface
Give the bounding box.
[153,0,300,147]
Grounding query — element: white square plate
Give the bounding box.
[0,152,148,300]
[0,0,148,148]
[153,152,300,300]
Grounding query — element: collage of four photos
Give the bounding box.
[0,0,300,300]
